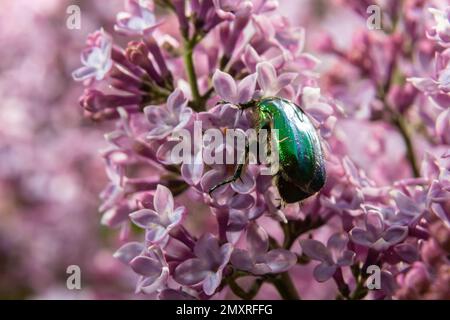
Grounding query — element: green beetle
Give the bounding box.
[209,97,326,203]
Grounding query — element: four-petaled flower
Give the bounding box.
[212,69,257,105]
[256,61,297,97]
[174,234,233,296]
[350,210,409,251]
[428,180,450,228]
[391,190,428,227]
[115,0,163,36]
[231,222,297,275]
[427,7,450,47]
[129,184,186,244]
[144,88,193,139]
[114,242,169,294]
[72,29,113,82]
[201,164,257,204]
[300,233,355,282]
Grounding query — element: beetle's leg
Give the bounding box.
[208,163,245,195]
[208,141,249,196]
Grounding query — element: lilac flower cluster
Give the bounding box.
[73,0,449,299]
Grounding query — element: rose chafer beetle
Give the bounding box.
[209,97,326,203]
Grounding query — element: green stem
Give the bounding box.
[282,216,325,249]
[183,39,202,111]
[349,265,368,300]
[227,277,263,300]
[391,114,420,177]
[349,278,368,300]
[269,272,300,300]
[377,82,421,178]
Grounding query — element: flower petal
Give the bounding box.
[431,202,450,228]
[365,210,384,240]
[194,233,221,265]
[156,140,181,165]
[219,243,233,268]
[349,228,374,247]
[227,209,249,232]
[237,73,257,103]
[228,193,255,210]
[408,77,438,93]
[203,271,222,296]
[265,249,297,273]
[153,184,174,216]
[394,243,419,263]
[247,223,269,258]
[252,263,272,275]
[113,242,144,264]
[101,204,130,228]
[306,103,334,123]
[174,258,209,285]
[130,255,162,277]
[230,170,255,194]
[146,225,169,244]
[137,267,169,294]
[393,191,420,217]
[213,69,237,102]
[327,233,348,252]
[336,250,355,266]
[167,88,187,115]
[380,271,398,296]
[129,209,161,228]
[174,107,193,131]
[147,124,173,140]
[313,262,337,282]
[242,45,260,72]
[72,66,97,81]
[230,249,254,271]
[273,72,297,94]
[181,157,204,185]
[382,226,408,246]
[169,206,186,226]
[200,168,227,195]
[299,239,332,262]
[256,61,277,93]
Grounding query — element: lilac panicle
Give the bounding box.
[70,0,450,300]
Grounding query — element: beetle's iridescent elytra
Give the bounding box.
[256,97,326,203]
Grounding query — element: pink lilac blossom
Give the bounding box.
[115,0,163,36]
[70,0,450,300]
[72,29,114,82]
